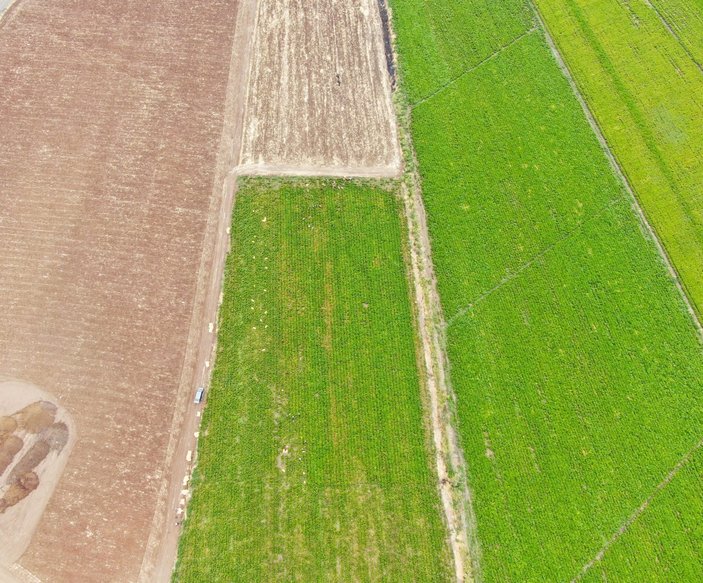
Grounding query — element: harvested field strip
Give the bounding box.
[239,0,401,176]
[175,181,453,582]
[390,2,703,580]
[534,0,703,319]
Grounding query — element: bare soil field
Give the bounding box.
[0,1,245,580]
[238,0,402,177]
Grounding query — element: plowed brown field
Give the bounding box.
[238,0,402,177]
[0,1,244,580]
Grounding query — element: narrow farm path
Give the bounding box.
[141,1,259,580]
[388,15,480,583]
[641,0,703,75]
[0,0,18,24]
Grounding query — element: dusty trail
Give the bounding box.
[235,162,400,179]
[383,4,479,581]
[0,0,17,22]
[142,1,259,580]
[399,174,478,583]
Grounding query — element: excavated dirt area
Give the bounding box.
[0,382,75,568]
[238,0,402,177]
[0,1,243,580]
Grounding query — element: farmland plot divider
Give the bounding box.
[411,27,538,110]
[642,0,703,75]
[0,0,19,28]
[384,4,481,581]
[530,0,703,342]
[572,435,703,581]
[140,1,260,579]
[447,194,628,327]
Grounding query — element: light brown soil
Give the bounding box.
[0,1,242,581]
[0,382,75,569]
[239,0,402,177]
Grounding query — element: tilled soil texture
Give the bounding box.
[238,0,402,177]
[0,1,241,581]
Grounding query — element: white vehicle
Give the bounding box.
[194,387,205,404]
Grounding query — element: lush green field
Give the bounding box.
[390,0,532,103]
[391,1,703,581]
[535,0,703,320]
[174,181,453,582]
[649,0,703,68]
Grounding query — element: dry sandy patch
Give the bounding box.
[238,0,402,177]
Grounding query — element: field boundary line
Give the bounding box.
[138,1,259,581]
[10,564,40,583]
[531,1,703,341]
[234,0,260,170]
[412,27,537,109]
[642,0,703,75]
[383,3,481,581]
[447,196,626,327]
[235,161,401,179]
[572,435,703,581]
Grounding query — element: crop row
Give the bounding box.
[536,0,703,319]
[174,181,453,581]
[390,0,703,580]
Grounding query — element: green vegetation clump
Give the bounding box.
[536,0,703,319]
[390,1,703,580]
[174,181,453,582]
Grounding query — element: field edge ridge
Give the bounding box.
[384,1,481,580]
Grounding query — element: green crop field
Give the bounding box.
[649,0,703,66]
[390,1,703,581]
[390,0,533,103]
[535,0,703,320]
[174,180,453,582]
